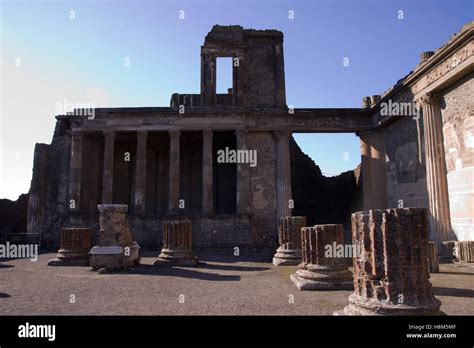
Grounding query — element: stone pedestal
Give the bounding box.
[273,216,306,266]
[89,204,140,271]
[155,219,198,266]
[428,241,439,273]
[337,208,443,316]
[455,241,474,265]
[290,224,352,290]
[48,228,91,266]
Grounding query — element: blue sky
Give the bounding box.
[1,0,472,199]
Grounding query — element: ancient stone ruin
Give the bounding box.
[273,216,306,266]
[339,208,443,316]
[290,224,352,290]
[89,204,140,271]
[155,219,199,266]
[21,22,474,303]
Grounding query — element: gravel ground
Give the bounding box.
[0,251,473,315]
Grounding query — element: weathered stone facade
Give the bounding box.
[26,23,473,256]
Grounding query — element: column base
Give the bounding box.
[335,294,444,316]
[155,249,199,267]
[89,242,140,271]
[272,248,302,266]
[290,268,352,291]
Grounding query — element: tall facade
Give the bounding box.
[27,23,473,252]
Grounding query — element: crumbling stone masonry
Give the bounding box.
[455,241,474,265]
[26,23,473,255]
[47,228,91,266]
[339,208,443,316]
[89,204,140,271]
[290,224,352,290]
[155,219,199,266]
[272,216,306,266]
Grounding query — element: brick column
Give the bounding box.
[202,130,213,214]
[155,219,199,266]
[168,130,181,213]
[338,208,443,315]
[275,131,292,219]
[290,224,352,290]
[69,130,83,211]
[47,228,92,266]
[102,130,116,204]
[134,130,148,213]
[418,93,453,242]
[273,216,306,266]
[235,129,250,214]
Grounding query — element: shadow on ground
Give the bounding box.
[97,263,241,282]
[433,286,474,298]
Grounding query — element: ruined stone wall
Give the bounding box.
[246,37,277,108]
[41,118,72,248]
[290,137,358,243]
[249,132,278,252]
[440,72,474,240]
[380,89,429,210]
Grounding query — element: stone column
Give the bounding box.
[418,93,453,242]
[428,241,439,273]
[155,219,198,266]
[273,216,306,266]
[369,131,387,209]
[69,130,83,211]
[359,132,387,210]
[455,241,474,264]
[102,130,116,204]
[168,130,181,213]
[235,129,250,214]
[48,228,92,266]
[202,130,213,214]
[275,131,292,219]
[338,208,443,315]
[291,224,352,290]
[89,204,140,271]
[134,130,148,213]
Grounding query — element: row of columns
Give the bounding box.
[69,129,287,215]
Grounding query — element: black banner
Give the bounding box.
[0,315,472,346]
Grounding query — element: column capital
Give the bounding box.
[137,130,148,137]
[71,129,83,137]
[202,129,213,138]
[103,130,116,139]
[169,129,181,140]
[416,92,440,107]
[274,130,292,139]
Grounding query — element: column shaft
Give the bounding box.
[102,131,116,204]
[168,130,181,212]
[236,129,250,214]
[419,93,452,242]
[202,130,213,214]
[275,131,292,219]
[69,131,83,210]
[134,130,148,213]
